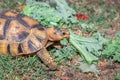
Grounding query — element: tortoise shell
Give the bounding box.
[0,11,48,56]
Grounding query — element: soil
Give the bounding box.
[43,56,120,80]
[55,59,120,80]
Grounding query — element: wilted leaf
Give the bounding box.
[79,62,99,74]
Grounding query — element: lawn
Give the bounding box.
[0,0,120,80]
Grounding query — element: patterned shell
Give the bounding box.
[0,11,48,56]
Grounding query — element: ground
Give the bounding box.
[53,57,120,80]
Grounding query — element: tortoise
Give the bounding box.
[0,11,69,70]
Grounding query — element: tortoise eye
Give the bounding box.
[62,32,66,35]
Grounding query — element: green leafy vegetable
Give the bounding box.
[49,45,77,64]
[60,38,69,46]
[23,0,61,27]
[55,0,77,23]
[22,0,77,27]
[69,30,105,64]
[103,32,120,62]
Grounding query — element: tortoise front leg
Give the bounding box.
[37,47,57,70]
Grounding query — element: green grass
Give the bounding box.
[0,0,25,11]
[0,55,53,80]
[114,70,120,80]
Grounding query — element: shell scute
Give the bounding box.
[28,40,37,52]
[21,40,31,54]
[29,34,42,49]
[9,42,19,56]
[4,11,18,17]
[7,20,30,42]
[22,16,39,28]
[0,40,9,55]
[0,18,6,39]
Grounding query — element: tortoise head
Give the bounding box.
[46,27,69,41]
